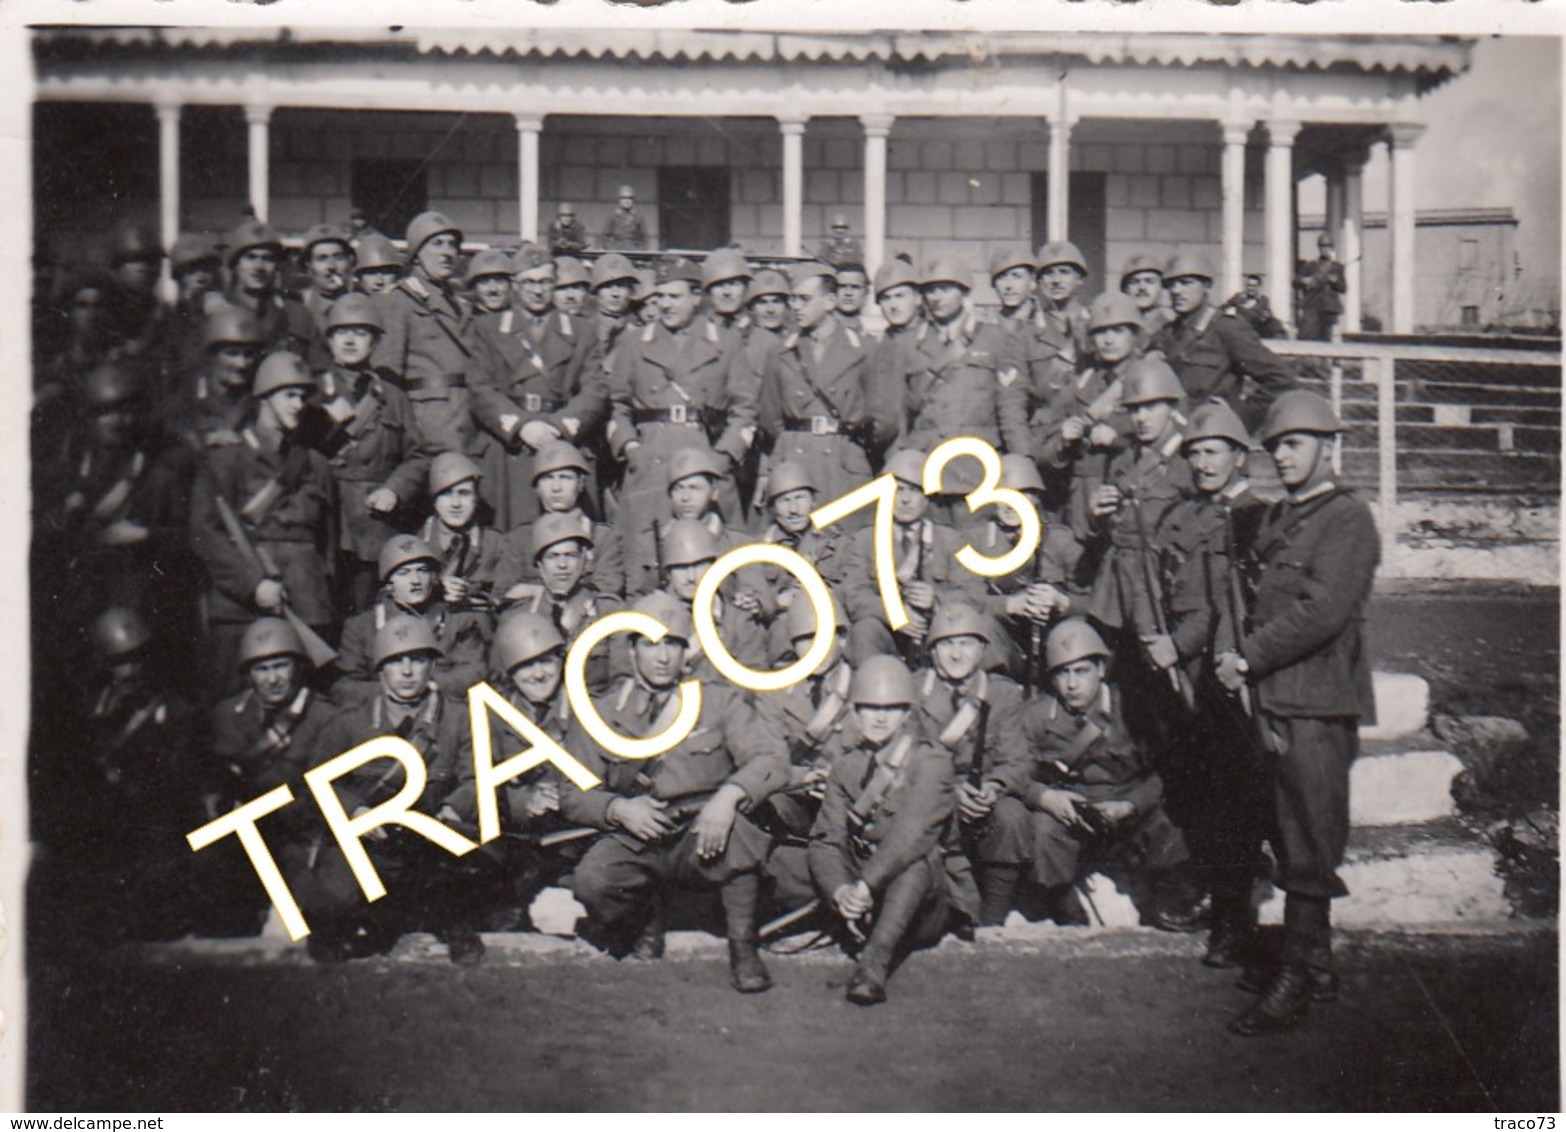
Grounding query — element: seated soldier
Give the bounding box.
[658,518,771,680]
[335,533,492,700]
[417,451,508,616]
[755,460,847,661]
[1013,618,1198,929]
[501,512,622,692]
[809,656,957,1006]
[561,591,791,994]
[498,441,622,597]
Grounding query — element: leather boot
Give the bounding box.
[1228,962,1312,1036]
[847,947,890,1006]
[1304,941,1339,1003]
[721,873,772,993]
[1044,884,1090,927]
[1203,890,1257,969]
[630,906,666,961]
[977,864,1023,927]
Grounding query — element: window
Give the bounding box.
[658,167,731,251]
[1458,239,1479,272]
[351,159,429,241]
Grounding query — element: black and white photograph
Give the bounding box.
[3,0,1560,1114]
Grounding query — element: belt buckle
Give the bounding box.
[524,393,542,412]
[669,404,688,425]
[811,416,833,436]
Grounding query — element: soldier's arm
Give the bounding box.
[806,763,858,897]
[859,748,955,893]
[992,330,1032,457]
[606,331,640,458]
[188,456,267,611]
[755,342,787,446]
[467,330,528,445]
[714,341,761,469]
[369,292,409,377]
[590,524,627,599]
[377,387,435,508]
[721,688,792,808]
[984,686,1038,799]
[864,338,907,456]
[556,710,619,827]
[1224,317,1296,407]
[549,318,609,444]
[840,529,885,625]
[434,615,492,699]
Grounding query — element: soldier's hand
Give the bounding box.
[442,575,471,605]
[693,785,743,860]
[520,420,561,451]
[98,519,149,546]
[1214,650,1248,693]
[255,578,287,613]
[499,413,521,439]
[205,429,242,448]
[365,488,399,515]
[1088,423,1119,449]
[526,780,561,817]
[834,880,873,921]
[612,795,675,841]
[1026,583,1065,622]
[730,588,762,615]
[1141,633,1179,671]
[1091,799,1135,827]
[1038,788,1088,830]
[1061,416,1087,444]
[957,781,998,823]
[905,581,936,611]
[1091,485,1122,517]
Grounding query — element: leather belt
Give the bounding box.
[633,406,710,428]
[521,393,563,413]
[408,370,467,391]
[783,416,841,436]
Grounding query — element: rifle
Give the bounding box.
[1126,486,1195,711]
[1219,498,1274,758]
[211,494,339,668]
[651,518,665,588]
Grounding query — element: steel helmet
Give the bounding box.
[851,655,917,707]
[378,534,440,582]
[555,256,591,289]
[354,233,403,274]
[925,601,992,648]
[702,248,753,289]
[989,244,1037,279]
[591,253,638,290]
[170,233,221,273]
[1088,292,1144,333]
[1164,250,1217,284]
[667,445,726,488]
[1045,617,1111,672]
[630,590,694,644]
[1259,390,1344,444]
[831,213,850,229]
[921,259,972,290]
[224,219,283,266]
[999,453,1046,495]
[237,617,306,670]
[324,293,385,334]
[1183,400,1253,451]
[373,613,444,668]
[404,211,463,261]
[885,449,927,486]
[463,248,515,287]
[746,269,789,305]
[1120,356,1186,407]
[654,256,702,288]
[557,202,576,216]
[1118,253,1165,287]
[203,306,263,350]
[109,224,164,266]
[532,441,591,480]
[873,258,921,298]
[93,606,151,661]
[785,590,848,643]
[84,362,143,409]
[252,351,316,399]
[661,519,721,569]
[766,461,817,502]
[786,261,836,292]
[429,451,483,496]
[618,185,636,199]
[1036,240,1089,276]
[491,611,566,674]
[301,223,351,258]
[532,511,594,560]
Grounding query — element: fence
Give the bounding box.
[1267,339,1560,564]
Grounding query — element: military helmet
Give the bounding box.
[785,590,848,643]
[925,601,992,648]
[786,261,836,292]
[252,351,316,399]
[885,448,927,486]
[618,184,636,199]
[654,256,702,288]
[1184,400,1253,451]
[557,202,576,216]
[404,211,463,261]
[513,243,553,279]
[109,224,164,266]
[301,223,351,258]
[921,259,972,290]
[591,253,638,290]
[989,244,1037,280]
[532,440,591,480]
[746,268,789,305]
[630,590,693,644]
[554,256,591,289]
[873,258,921,298]
[203,306,264,351]
[1119,253,1165,287]
[373,613,443,668]
[429,451,483,496]
[661,519,721,569]
[93,606,151,661]
[491,611,566,674]
[667,445,726,488]
[851,655,917,707]
[84,362,143,409]
[463,248,515,287]
[532,511,594,560]
[237,617,306,670]
[1120,356,1186,407]
[354,233,403,274]
[766,460,817,502]
[1164,250,1217,284]
[1036,240,1089,276]
[1259,390,1344,444]
[324,293,384,334]
[224,219,283,266]
[1000,453,1046,495]
[831,213,850,229]
[170,233,221,273]
[1088,292,1144,334]
[378,534,440,581]
[1045,617,1110,671]
[702,248,753,289]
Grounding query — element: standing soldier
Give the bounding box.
[815,213,864,269]
[1295,233,1346,342]
[163,233,224,382]
[1154,250,1295,431]
[101,223,166,358]
[601,185,650,252]
[372,210,479,455]
[701,248,754,340]
[207,219,312,356]
[553,257,592,318]
[809,655,956,1006]
[1120,253,1174,339]
[744,268,791,342]
[297,223,356,369]
[1216,390,1379,1036]
[465,248,517,319]
[182,308,265,448]
[352,233,403,297]
[588,252,642,365]
[990,245,1039,328]
[864,258,927,461]
[1034,241,1093,360]
[833,264,871,337]
[546,202,591,256]
[562,591,791,992]
[470,244,607,531]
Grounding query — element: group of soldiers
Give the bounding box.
[31,205,1378,1036]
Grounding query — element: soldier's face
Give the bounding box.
[669,474,717,521]
[836,272,867,316]
[213,343,260,387]
[707,278,748,317]
[516,270,555,315]
[993,266,1034,310]
[327,326,377,368]
[1168,276,1210,316]
[772,487,815,533]
[619,196,635,210]
[893,478,929,525]
[357,267,398,294]
[658,282,701,331]
[388,561,435,607]
[1038,264,1085,305]
[263,388,307,433]
[116,256,159,292]
[472,275,513,313]
[1051,658,1104,711]
[1268,432,1332,493]
[509,652,563,704]
[248,655,300,708]
[596,281,632,317]
[667,559,711,601]
[235,247,279,293]
[434,481,478,530]
[1244,278,1263,298]
[1131,399,1177,444]
[856,703,910,746]
[932,634,986,683]
[538,542,586,596]
[749,294,788,331]
[307,242,352,296]
[176,264,217,303]
[554,283,589,316]
[634,636,686,689]
[1124,271,1164,311]
[1186,438,1245,495]
[417,234,460,281]
[922,282,966,323]
[535,469,584,513]
[789,280,835,334]
[93,406,133,448]
[878,284,922,329]
[68,286,106,339]
[1093,324,1137,365]
[380,652,435,701]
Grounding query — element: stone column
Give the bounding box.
[515,115,543,243]
[154,101,181,299]
[1387,123,1425,334]
[245,104,272,224]
[860,114,894,276]
[1220,120,1251,299]
[1047,114,1077,243]
[779,116,807,257]
[1264,118,1302,331]
[1342,153,1366,334]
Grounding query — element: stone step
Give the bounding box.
[1362,670,1430,740]
[1350,747,1463,826]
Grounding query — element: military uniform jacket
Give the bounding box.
[976,519,1087,620]
[1097,429,1192,551]
[1296,259,1346,316]
[601,208,648,251]
[183,376,254,450]
[1221,293,1282,339]
[35,431,194,570]
[756,522,847,597]
[306,688,468,815]
[371,275,476,397]
[775,662,860,783]
[808,724,956,895]
[497,509,625,597]
[335,597,492,701]
[864,322,923,460]
[445,685,575,831]
[616,510,765,603]
[1012,686,1163,816]
[1012,299,1091,418]
[205,289,313,357]
[1033,355,1135,473]
[547,218,590,256]
[609,317,759,467]
[210,685,336,822]
[1152,303,1295,427]
[190,428,338,625]
[1155,481,1264,668]
[760,318,879,502]
[904,315,1030,492]
[419,517,509,611]
[842,518,983,626]
[915,668,1034,796]
[1241,484,1379,721]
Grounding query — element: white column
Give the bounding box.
[1387,123,1424,334]
[1220,121,1250,300]
[1324,161,1347,246]
[515,115,542,243]
[778,116,807,257]
[154,101,181,301]
[245,104,272,224]
[1264,118,1301,332]
[1047,114,1076,243]
[1342,154,1365,334]
[860,114,893,276]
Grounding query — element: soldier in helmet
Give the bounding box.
[547,202,591,257]
[809,655,956,1006]
[498,513,622,692]
[163,232,225,379]
[651,517,771,679]
[371,210,479,454]
[990,245,1039,329]
[588,252,642,366]
[1013,618,1198,928]
[600,185,649,252]
[562,591,791,992]
[1153,249,1295,431]
[744,268,791,341]
[1119,254,1174,339]
[297,223,356,368]
[619,446,764,600]
[701,248,754,342]
[1223,271,1283,339]
[753,460,847,659]
[417,451,508,616]
[815,213,864,270]
[335,534,492,700]
[499,441,623,596]
[1215,390,1378,1036]
[180,307,265,449]
[1009,241,1093,416]
[37,267,119,403]
[470,243,607,531]
[101,222,167,358]
[206,219,313,357]
[863,258,927,461]
[553,256,592,318]
[464,248,516,319]
[352,233,403,297]
[1295,233,1346,342]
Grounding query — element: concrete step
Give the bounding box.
[1362,670,1430,740]
[1351,746,1463,826]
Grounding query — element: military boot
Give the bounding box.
[977,864,1024,927]
[1203,888,1257,969]
[846,948,890,1006]
[1228,963,1312,1036]
[721,873,772,993]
